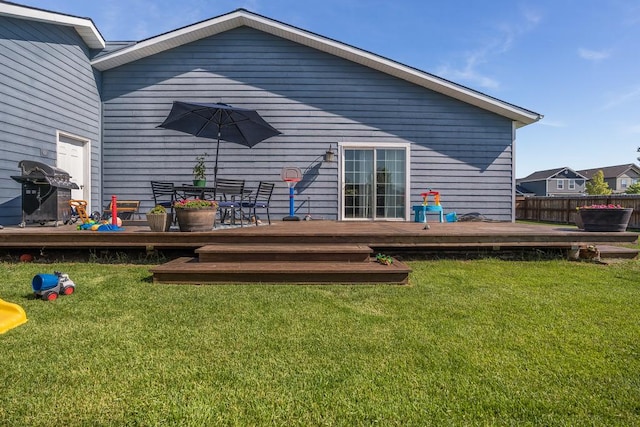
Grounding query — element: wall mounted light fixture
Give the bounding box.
[323,144,336,162]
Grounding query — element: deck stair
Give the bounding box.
[151,243,411,285]
[596,245,639,260]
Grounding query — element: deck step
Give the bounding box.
[151,257,410,285]
[596,245,639,259]
[196,243,373,263]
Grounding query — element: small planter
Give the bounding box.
[192,179,206,187]
[146,213,172,232]
[175,208,216,232]
[577,208,633,232]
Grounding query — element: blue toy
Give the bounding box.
[32,272,76,301]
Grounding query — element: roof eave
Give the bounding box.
[90,11,247,71]
[0,2,105,49]
[90,9,542,126]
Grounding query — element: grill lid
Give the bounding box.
[18,160,69,178]
[12,160,79,189]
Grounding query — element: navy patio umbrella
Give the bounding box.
[157,101,281,184]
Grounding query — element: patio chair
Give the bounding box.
[215,178,246,227]
[150,181,176,222]
[242,182,275,225]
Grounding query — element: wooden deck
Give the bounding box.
[0,220,637,252]
[2,220,636,284]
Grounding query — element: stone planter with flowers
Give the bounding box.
[174,198,218,232]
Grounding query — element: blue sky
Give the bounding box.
[18,0,640,177]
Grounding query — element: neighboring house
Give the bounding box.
[516,167,587,197]
[577,164,640,194]
[0,3,542,225]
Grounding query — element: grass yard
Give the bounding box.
[1,258,639,426]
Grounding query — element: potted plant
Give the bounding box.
[576,204,633,232]
[174,198,218,232]
[193,153,207,187]
[146,205,172,232]
[376,253,393,265]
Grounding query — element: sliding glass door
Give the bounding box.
[342,146,408,220]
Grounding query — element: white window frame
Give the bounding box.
[568,179,575,190]
[556,179,564,190]
[338,141,411,221]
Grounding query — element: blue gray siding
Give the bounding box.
[102,27,515,220]
[0,15,101,225]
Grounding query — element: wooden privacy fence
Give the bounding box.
[516,195,640,229]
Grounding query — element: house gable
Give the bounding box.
[100,25,521,220]
[92,9,541,128]
[0,1,104,49]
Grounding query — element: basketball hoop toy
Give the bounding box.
[281,167,302,221]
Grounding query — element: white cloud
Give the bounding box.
[437,62,500,90]
[602,86,640,110]
[578,48,610,61]
[538,119,566,128]
[437,8,541,90]
[521,7,542,26]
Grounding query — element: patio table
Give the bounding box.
[175,184,217,200]
[175,185,252,200]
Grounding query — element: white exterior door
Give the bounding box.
[56,131,90,206]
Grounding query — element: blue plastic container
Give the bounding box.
[412,205,444,222]
[32,274,59,292]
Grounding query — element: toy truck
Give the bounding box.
[32,272,76,301]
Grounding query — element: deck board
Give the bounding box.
[151,257,411,285]
[196,243,372,262]
[0,220,636,252]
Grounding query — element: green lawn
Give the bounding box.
[1,259,639,426]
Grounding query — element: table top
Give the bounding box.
[175,184,251,198]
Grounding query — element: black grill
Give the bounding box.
[11,160,79,227]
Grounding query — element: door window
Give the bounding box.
[343,146,407,220]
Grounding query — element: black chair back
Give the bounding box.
[244,181,275,225]
[215,179,244,199]
[215,179,246,226]
[151,181,175,205]
[254,182,275,204]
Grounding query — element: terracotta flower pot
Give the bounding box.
[577,208,633,232]
[175,208,216,232]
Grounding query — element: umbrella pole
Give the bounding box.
[213,132,221,185]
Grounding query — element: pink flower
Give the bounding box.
[578,204,624,209]
[173,198,218,209]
